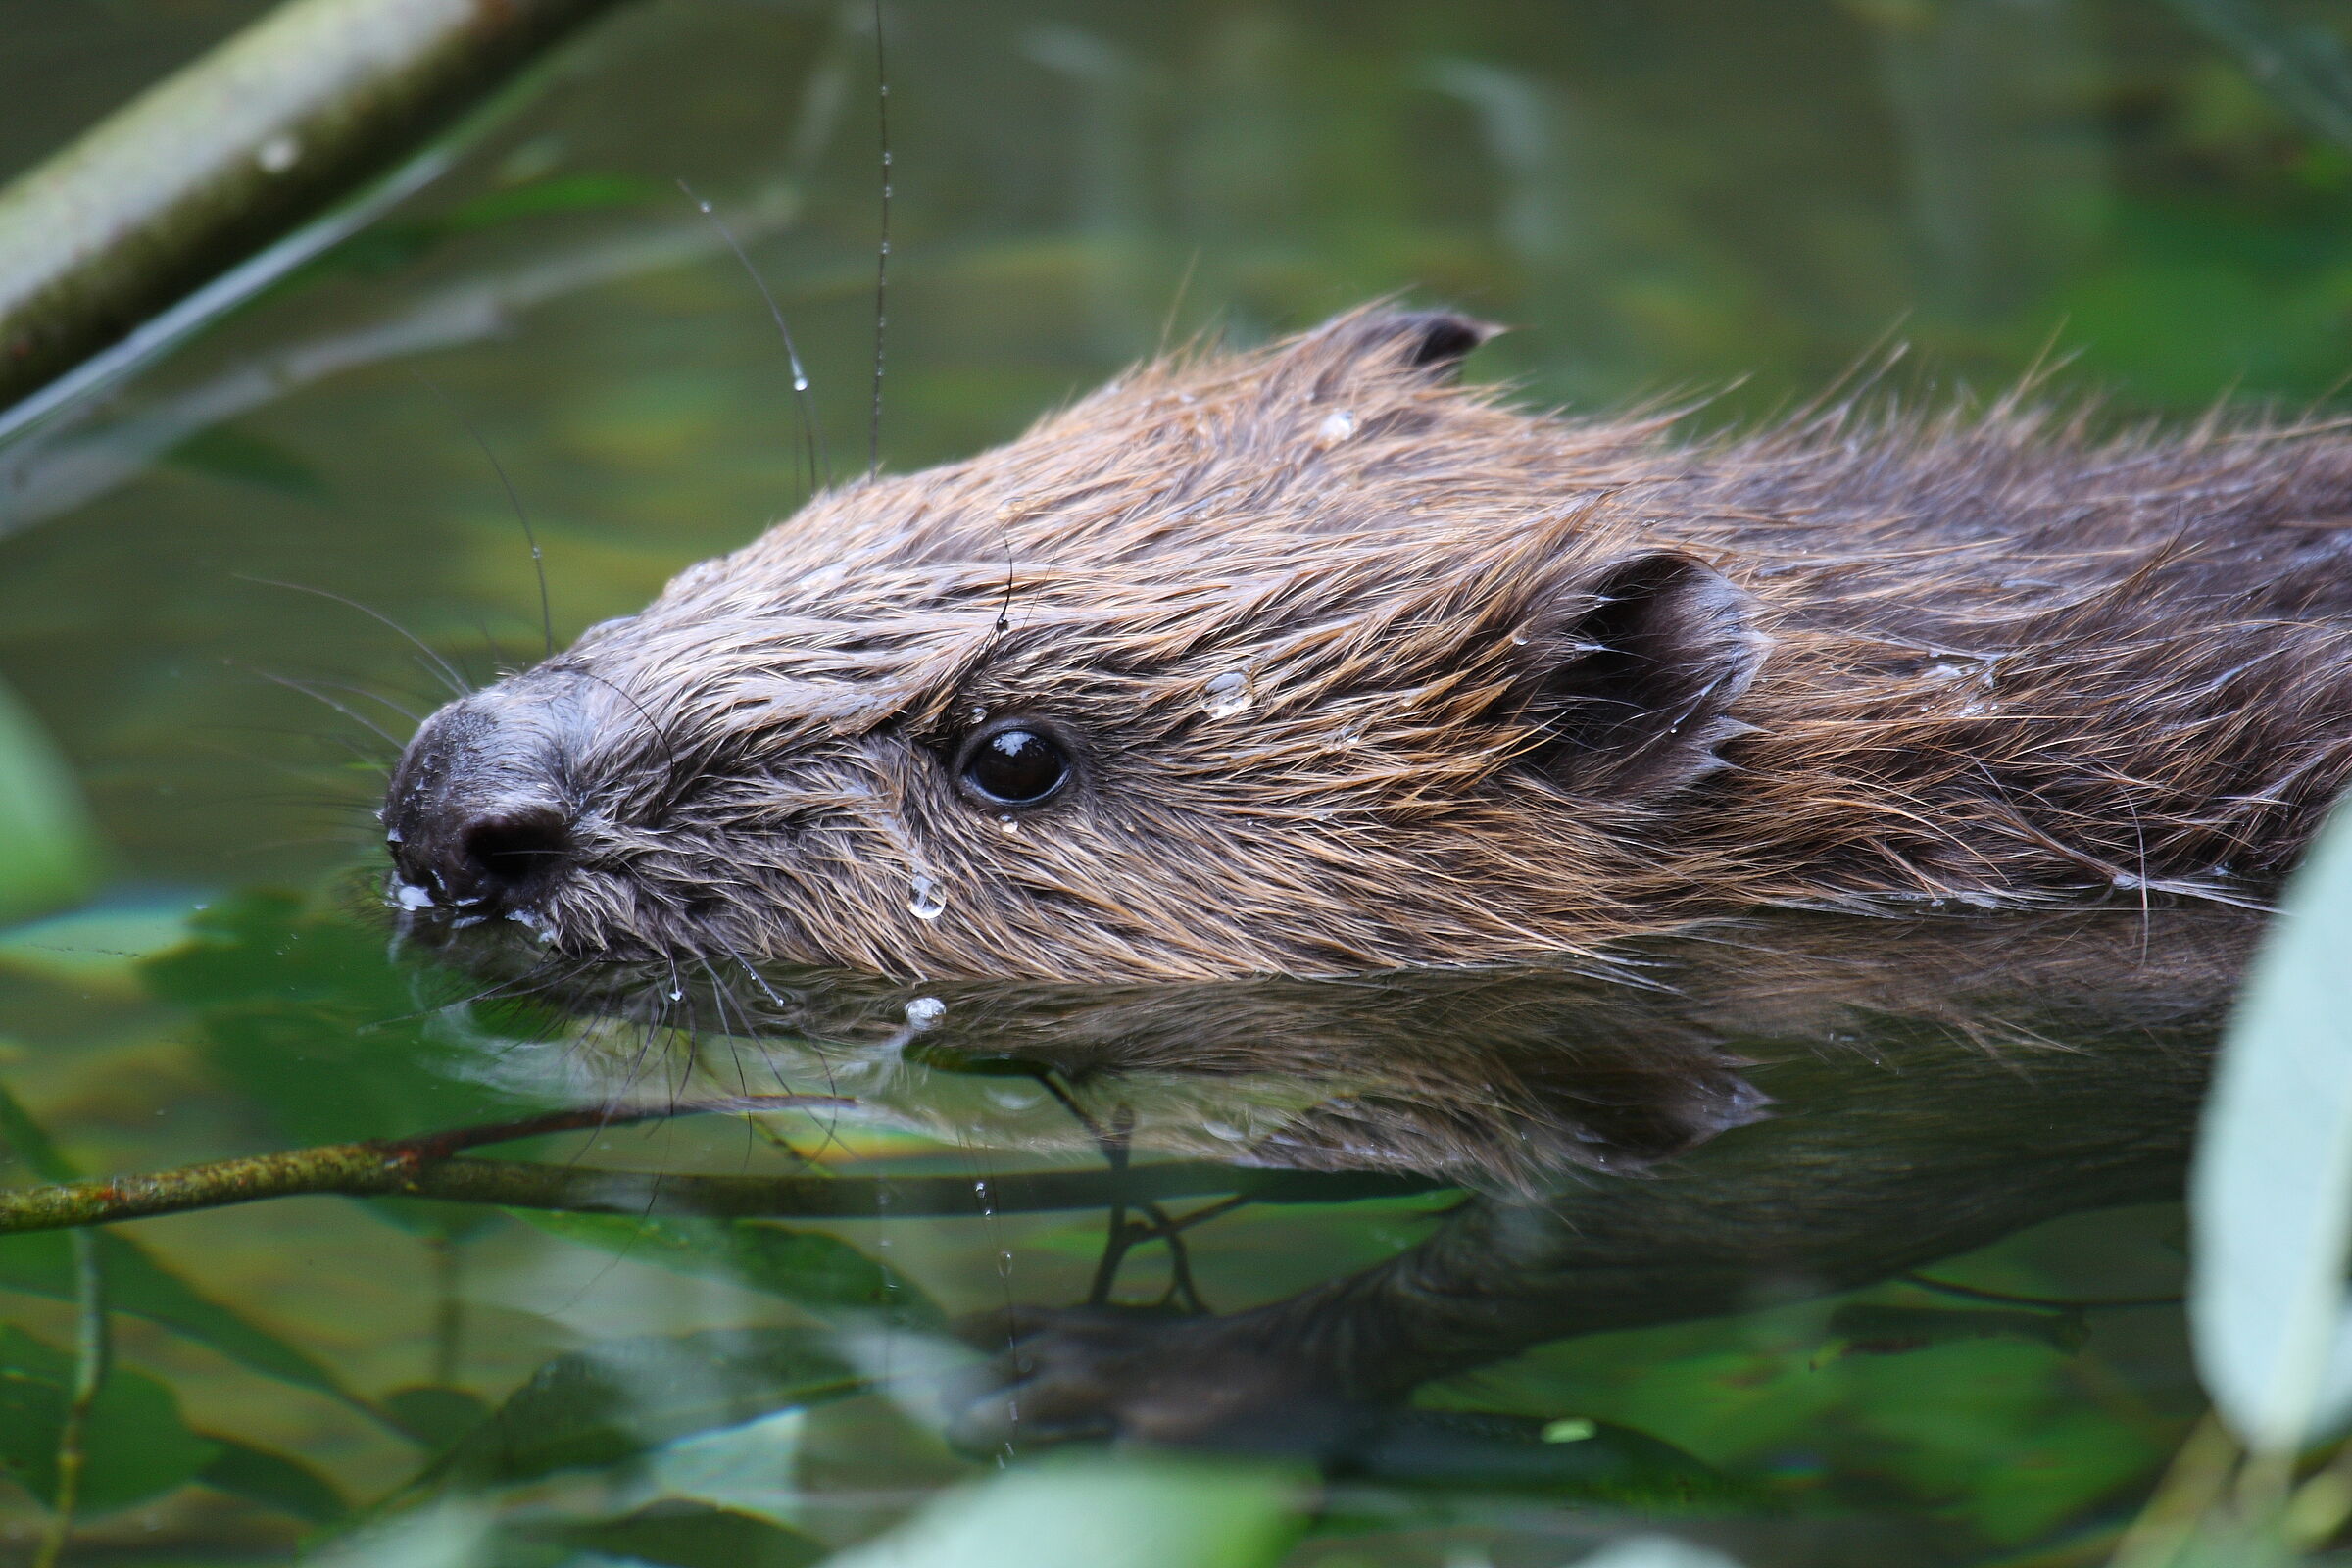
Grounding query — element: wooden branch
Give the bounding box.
[0,0,636,415]
[0,1099,1446,1235]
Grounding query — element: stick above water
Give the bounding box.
[0,0,634,418]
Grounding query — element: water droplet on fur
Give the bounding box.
[905,996,946,1028]
[968,705,988,724]
[1201,670,1254,718]
[392,882,434,910]
[1316,409,1357,445]
[1203,1119,1246,1143]
[384,825,403,844]
[668,987,684,1002]
[907,875,948,919]
[996,814,1020,835]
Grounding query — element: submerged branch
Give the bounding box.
[0,0,635,418]
[0,1098,1445,1236]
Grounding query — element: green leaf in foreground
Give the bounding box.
[427,1327,864,1486]
[2191,800,2352,1450]
[0,1079,76,1182]
[535,1499,826,1568]
[821,1453,1308,1568]
[513,1209,945,1328]
[0,1228,369,1411]
[0,673,99,926]
[0,1324,219,1513]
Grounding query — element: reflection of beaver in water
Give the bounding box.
[384,306,2352,981]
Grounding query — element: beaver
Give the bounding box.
[381,305,2352,983]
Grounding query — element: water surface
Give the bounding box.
[3,2,2349,1563]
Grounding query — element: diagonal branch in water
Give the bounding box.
[0,1097,1445,1236]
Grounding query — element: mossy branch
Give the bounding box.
[0,0,635,417]
[0,1097,1443,1235]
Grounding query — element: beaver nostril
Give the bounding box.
[452,809,571,911]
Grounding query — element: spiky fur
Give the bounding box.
[389,307,2352,982]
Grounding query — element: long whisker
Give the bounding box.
[414,374,556,661]
[867,0,892,480]
[676,178,830,497]
[240,665,404,749]
[237,575,470,699]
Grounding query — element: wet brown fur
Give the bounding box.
[390,306,2352,981]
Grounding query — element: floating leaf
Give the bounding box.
[197,1434,349,1524]
[2190,801,2352,1449]
[820,1453,1306,1568]
[428,1327,863,1486]
[0,896,206,992]
[513,1209,944,1328]
[144,890,566,1148]
[0,674,99,926]
[0,1325,219,1514]
[534,1499,826,1568]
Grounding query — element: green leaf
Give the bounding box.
[1352,1410,1758,1506]
[428,1328,864,1486]
[512,1210,945,1328]
[0,1325,220,1514]
[0,674,99,926]
[820,1453,1307,1568]
[0,1079,77,1182]
[163,425,330,501]
[2191,800,2352,1449]
[535,1499,826,1568]
[196,1434,349,1524]
[379,1385,493,1450]
[0,897,205,992]
[0,1228,369,1411]
[143,891,567,1152]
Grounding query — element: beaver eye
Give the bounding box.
[960,726,1070,806]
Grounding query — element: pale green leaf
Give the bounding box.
[821,1454,1307,1568]
[2190,802,2352,1449]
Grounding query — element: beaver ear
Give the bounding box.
[1512,552,1765,798]
[1308,309,1503,388]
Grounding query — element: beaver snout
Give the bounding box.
[382,683,582,924]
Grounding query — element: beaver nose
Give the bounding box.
[384,687,580,919]
[398,807,572,917]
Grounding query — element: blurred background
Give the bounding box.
[6,0,2352,901]
[2,2,2351,1563]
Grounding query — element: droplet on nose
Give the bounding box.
[405,808,572,917]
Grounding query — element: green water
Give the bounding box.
[2,0,2351,1563]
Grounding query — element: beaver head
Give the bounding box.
[381,307,1773,981]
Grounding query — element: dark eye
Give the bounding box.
[960,726,1071,806]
